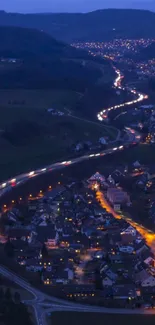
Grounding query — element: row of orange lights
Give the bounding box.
[2,184,56,209]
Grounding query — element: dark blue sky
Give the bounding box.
[0,0,154,13]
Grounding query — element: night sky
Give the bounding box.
[0,0,154,12]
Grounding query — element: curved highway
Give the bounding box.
[0,66,145,197]
[97,68,148,122]
[0,127,140,198]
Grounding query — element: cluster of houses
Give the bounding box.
[74,137,107,153]
[47,108,64,116]
[1,176,155,306]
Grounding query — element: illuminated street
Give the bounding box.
[97,68,148,122]
[96,191,155,254]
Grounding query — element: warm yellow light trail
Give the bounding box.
[96,191,155,254]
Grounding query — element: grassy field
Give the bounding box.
[51,312,155,325]
[0,89,117,181]
[0,89,80,112]
[0,276,34,300]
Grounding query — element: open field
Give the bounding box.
[0,94,117,181]
[109,144,155,165]
[0,89,80,112]
[51,312,155,325]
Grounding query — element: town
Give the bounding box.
[1,163,155,310]
[72,39,155,78]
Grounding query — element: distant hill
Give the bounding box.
[0,9,155,42]
[0,26,109,90]
[0,25,89,60]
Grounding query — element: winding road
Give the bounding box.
[97,68,148,121]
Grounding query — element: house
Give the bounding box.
[6,228,33,243]
[99,137,107,145]
[141,286,155,298]
[36,226,59,247]
[109,167,126,183]
[134,239,148,255]
[142,275,155,287]
[133,161,141,168]
[113,284,137,300]
[107,187,130,206]
[69,243,84,253]
[60,232,89,249]
[105,268,118,281]
[39,258,53,271]
[26,256,53,272]
[102,276,113,287]
[119,245,134,254]
[47,108,54,113]
[26,259,43,272]
[62,224,74,237]
[7,211,18,223]
[135,269,155,286]
[88,172,106,184]
[54,270,71,285]
[12,239,28,252]
[121,225,136,237]
[44,186,65,201]
[64,268,74,281]
[75,143,83,151]
[121,233,135,245]
[109,253,123,264]
[84,141,92,149]
[64,284,96,299]
[42,271,53,285]
[107,175,115,185]
[16,247,37,263]
[144,256,155,267]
